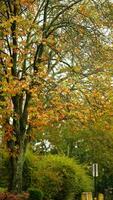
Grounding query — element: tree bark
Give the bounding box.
[8,138,25,193]
[7,91,30,193]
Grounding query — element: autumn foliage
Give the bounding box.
[1,0,113,194]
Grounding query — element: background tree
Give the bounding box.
[33,70,113,194]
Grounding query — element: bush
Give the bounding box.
[26,154,93,200]
[0,193,20,200]
[28,188,43,200]
[0,192,29,200]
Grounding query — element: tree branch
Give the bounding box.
[45,0,83,35]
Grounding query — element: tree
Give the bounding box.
[0,0,113,193]
[0,0,86,193]
[72,129,113,193]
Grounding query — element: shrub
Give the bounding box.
[28,188,43,200]
[0,193,20,200]
[26,154,93,200]
[0,192,7,200]
[0,192,29,200]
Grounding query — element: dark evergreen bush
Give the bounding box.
[28,188,43,200]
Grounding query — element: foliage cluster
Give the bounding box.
[25,153,93,200]
[70,129,113,193]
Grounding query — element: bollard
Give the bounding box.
[88,192,93,200]
[81,192,93,200]
[98,193,104,200]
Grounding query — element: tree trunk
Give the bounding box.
[8,92,31,193]
[8,139,25,193]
